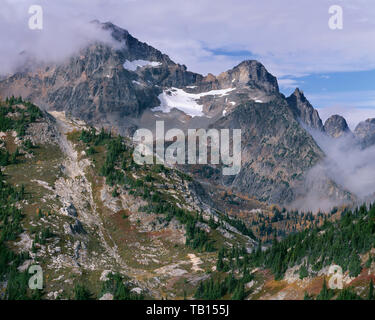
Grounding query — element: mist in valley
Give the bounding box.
[291,126,375,213]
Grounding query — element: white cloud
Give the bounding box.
[0,0,120,74]
[102,0,375,77]
[278,78,302,89]
[1,0,375,77]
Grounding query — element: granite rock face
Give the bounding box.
[324,115,351,138]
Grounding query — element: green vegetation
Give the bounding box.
[0,97,45,299]
[73,283,93,300]
[194,273,249,300]
[208,203,375,300]
[1,96,43,136]
[194,245,254,300]
[222,214,255,240]
[335,287,362,300]
[368,279,374,300]
[316,279,335,300]
[99,272,144,300]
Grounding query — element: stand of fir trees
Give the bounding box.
[208,202,375,300]
[246,204,375,280]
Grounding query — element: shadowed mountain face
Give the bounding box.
[0,21,362,207]
[213,98,324,204]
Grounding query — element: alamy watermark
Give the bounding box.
[328,265,343,289]
[28,265,43,290]
[28,5,43,30]
[132,121,241,175]
[329,5,343,30]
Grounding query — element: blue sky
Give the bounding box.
[279,70,375,129]
[2,0,375,128]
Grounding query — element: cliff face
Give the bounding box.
[213,97,324,204]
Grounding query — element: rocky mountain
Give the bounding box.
[354,118,375,148]
[0,22,335,208]
[1,21,375,301]
[0,22,202,135]
[324,115,351,138]
[0,21,372,209]
[213,97,324,204]
[286,88,324,132]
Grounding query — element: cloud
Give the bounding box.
[1,0,375,77]
[278,78,302,90]
[299,127,375,210]
[0,0,119,74]
[101,0,375,77]
[291,125,375,212]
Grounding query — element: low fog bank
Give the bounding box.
[291,127,375,213]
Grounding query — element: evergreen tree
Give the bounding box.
[316,279,334,300]
[73,283,93,300]
[231,282,245,300]
[303,291,313,300]
[368,279,374,300]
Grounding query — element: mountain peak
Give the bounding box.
[215,59,279,93]
[286,88,324,131]
[354,117,375,147]
[324,114,351,138]
[293,87,304,97]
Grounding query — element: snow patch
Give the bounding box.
[152,87,235,117]
[123,59,162,72]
